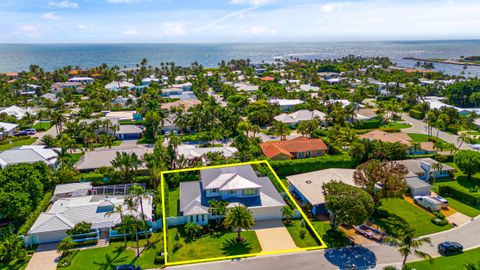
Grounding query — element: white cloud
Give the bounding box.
[42,12,61,20]
[243,26,277,34]
[49,0,79,9]
[320,3,346,12]
[76,24,88,31]
[162,22,186,36]
[230,0,273,6]
[122,28,138,35]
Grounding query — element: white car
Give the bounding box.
[471,144,480,150]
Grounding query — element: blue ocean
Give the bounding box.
[1,40,480,76]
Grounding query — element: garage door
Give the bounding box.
[35,231,67,244]
[250,206,283,221]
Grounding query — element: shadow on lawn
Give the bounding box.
[324,246,377,270]
[221,238,253,256]
[93,246,130,270]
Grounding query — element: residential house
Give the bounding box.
[274,110,326,126]
[354,108,379,121]
[176,145,238,161]
[51,82,83,94]
[269,98,305,111]
[115,125,143,140]
[74,146,153,172]
[27,183,152,244]
[359,130,436,154]
[0,105,37,120]
[286,168,357,215]
[0,122,19,138]
[112,95,137,107]
[259,137,328,160]
[161,99,201,111]
[0,145,59,168]
[179,165,286,225]
[105,81,135,91]
[78,118,120,136]
[397,158,454,181]
[233,83,259,92]
[68,77,94,84]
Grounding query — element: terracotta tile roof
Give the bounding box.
[358,130,412,145]
[260,137,328,159]
[261,76,275,81]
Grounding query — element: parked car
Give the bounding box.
[432,196,449,209]
[354,224,386,241]
[114,265,141,270]
[438,241,463,255]
[17,128,36,136]
[471,144,480,150]
[414,196,442,211]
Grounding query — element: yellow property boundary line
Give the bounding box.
[160,160,327,266]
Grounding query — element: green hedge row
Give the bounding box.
[438,185,480,206]
[354,118,382,129]
[409,109,425,120]
[269,155,360,176]
[0,135,31,145]
[18,191,52,235]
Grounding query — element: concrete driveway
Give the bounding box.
[254,220,298,252]
[26,243,59,270]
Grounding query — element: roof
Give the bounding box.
[29,194,152,234]
[234,83,259,92]
[397,158,454,175]
[161,99,201,110]
[259,138,328,159]
[359,130,412,145]
[105,81,135,90]
[74,147,152,171]
[0,122,19,132]
[286,168,357,205]
[269,99,304,106]
[356,108,377,120]
[260,76,275,81]
[54,182,92,195]
[176,145,238,159]
[116,125,143,135]
[274,110,326,124]
[0,106,36,120]
[104,111,136,121]
[0,145,59,168]
[406,177,431,189]
[201,166,263,191]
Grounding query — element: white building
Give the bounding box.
[176,145,238,160]
[0,105,37,120]
[105,81,135,91]
[68,77,94,84]
[0,122,19,137]
[274,110,326,126]
[269,98,305,111]
[0,145,59,168]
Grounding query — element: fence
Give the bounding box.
[92,183,147,195]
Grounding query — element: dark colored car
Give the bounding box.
[114,265,141,270]
[16,129,36,136]
[438,241,463,255]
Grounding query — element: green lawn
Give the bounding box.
[407,133,430,143]
[0,138,37,151]
[434,162,480,199]
[63,234,164,270]
[284,219,348,248]
[0,257,31,270]
[167,187,179,217]
[33,121,52,131]
[441,195,480,218]
[167,227,261,263]
[380,122,412,129]
[376,198,452,237]
[407,247,480,270]
[69,153,83,166]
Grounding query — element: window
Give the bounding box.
[227,190,235,195]
[297,152,305,158]
[307,150,312,157]
[244,188,256,196]
[211,188,218,194]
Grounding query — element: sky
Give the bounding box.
[1,0,480,43]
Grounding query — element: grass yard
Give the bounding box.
[167,187,179,217]
[407,133,430,143]
[0,257,31,270]
[32,121,52,131]
[0,137,36,151]
[63,233,164,270]
[380,122,412,129]
[167,226,261,263]
[376,198,452,237]
[407,247,480,270]
[441,195,480,218]
[284,219,349,248]
[434,162,480,198]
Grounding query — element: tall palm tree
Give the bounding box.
[57,237,74,256]
[111,152,139,183]
[128,185,151,245]
[105,204,128,247]
[271,121,291,141]
[223,206,255,242]
[430,162,443,185]
[385,232,432,269]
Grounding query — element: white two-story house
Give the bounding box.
[178,165,285,225]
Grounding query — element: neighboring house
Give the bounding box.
[0,145,59,168]
[355,108,378,121]
[233,83,259,92]
[161,114,181,134]
[74,147,153,172]
[51,82,82,94]
[52,182,93,201]
[397,158,454,181]
[172,82,193,91]
[78,118,120,136]
[259,137,328,160]
[274,110,326,126]
[176,145,238,160]
[269,99,305,111]
[105,81,135,91]
[68,77,94,84]
[161,99,201,110]
[141,76,161,85]
[406,177,432,197]
[358,130,436,154]
[0,122,19,138]
[161,88,197,100]
[286,168,357,215]
[103,111,140,121]
[41,93,58,103]
[0,105,37,120]
[179,165,286,225]
[115,125,143,140]
[112,95,137,107]
[297,84,320,92]
[27,183,152,244]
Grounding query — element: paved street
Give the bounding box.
[401,113,473,151]
[169,216,480,270]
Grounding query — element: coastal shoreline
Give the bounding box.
[403,57,480,67]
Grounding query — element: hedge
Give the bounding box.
[354,119,382,129]
[0,136,31,145]
[409,109,425,120]
[18,191,53,235]
[438,185,480,206]
[269,155,360,176]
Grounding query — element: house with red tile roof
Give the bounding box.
[259,137,328,160]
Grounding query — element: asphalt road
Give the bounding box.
[168,217,480,270]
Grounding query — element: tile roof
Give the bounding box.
[358,130,412,145]
[259,137,328,159]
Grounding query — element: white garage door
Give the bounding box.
[35,231,67,244]
[250,206,283,221]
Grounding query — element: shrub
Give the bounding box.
[269,155,359,176]
[432,211,446,220]
[154,256,165,265]
[18,191,52,235]
[57,250,79,268]
[354,119,382,129]
[409,109,425,119]
[438,185,480,206]
[0,135,31,145]
[383,266,398,270]
[299,230,306,239]
[431,218,448,226]
[379,127,400,133]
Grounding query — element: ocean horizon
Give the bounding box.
[1,40,480,76]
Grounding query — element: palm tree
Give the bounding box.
[456,133,468,154]
[223,206,255,242]
[430,162,443,185]
[122,215,141,257]
[111,152,140,183]
[465,261,480,270]
[209,199,228,225]
[271,121,291,141]
[41,134,57,148]
[281,206,294,224]
[128,185,151,245]
[237,120,252,137]
[385,232,432,269]
[105,204,128,247]
[57,237,75,256]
